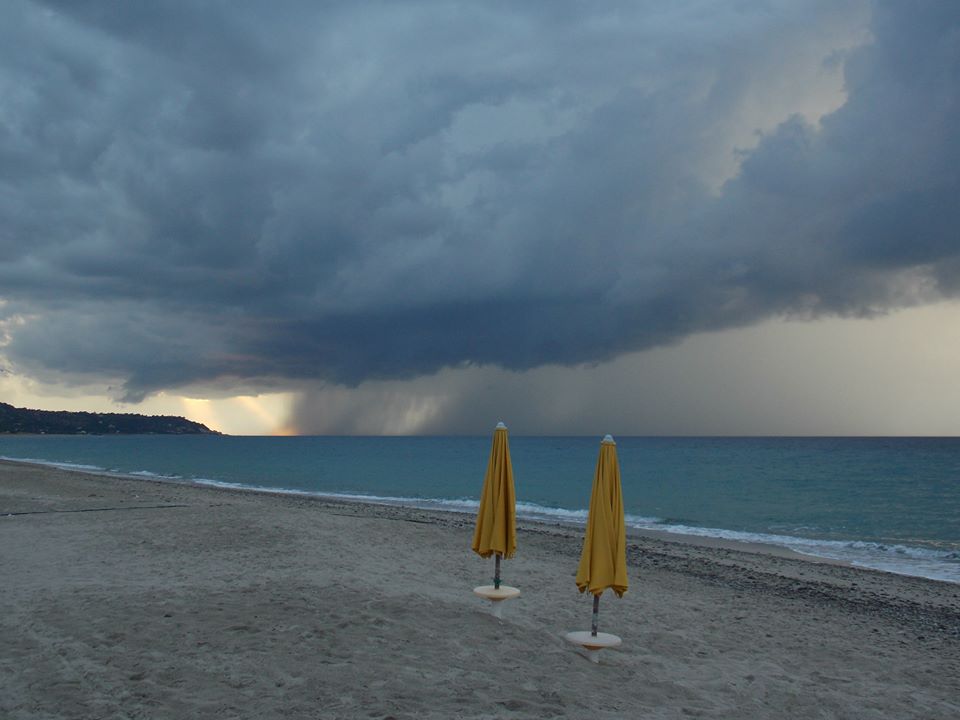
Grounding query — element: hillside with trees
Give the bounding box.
[0,402,219,435]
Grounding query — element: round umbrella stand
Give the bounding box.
[564,631,622,663]
[473,585,520,619]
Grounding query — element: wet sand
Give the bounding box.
[2,459,958,719]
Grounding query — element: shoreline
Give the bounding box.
[2,459,959,718]
[0,455,954,596]
[0,457,847,563]
[6,455,950,583]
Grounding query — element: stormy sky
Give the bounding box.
[1,1,958,435]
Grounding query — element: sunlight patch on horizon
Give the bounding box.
[178,393,295,435]
[179,397,218,432]
[233,394,295,435]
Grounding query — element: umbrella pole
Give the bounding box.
[494,553,502,589]
[591,593,600,637]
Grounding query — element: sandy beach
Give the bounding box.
[1,459,958,719]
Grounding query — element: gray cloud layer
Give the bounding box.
[1,1,958,402]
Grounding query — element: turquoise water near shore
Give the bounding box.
[1,435,958,583]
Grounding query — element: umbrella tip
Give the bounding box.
[496,421,507,429]
[602,434,615,445]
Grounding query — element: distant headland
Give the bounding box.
[0,402,220,435]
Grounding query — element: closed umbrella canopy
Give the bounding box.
[472,422,517,560]
[575,435,628,597]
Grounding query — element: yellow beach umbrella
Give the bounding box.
[567,434,627,657]
[576,434,628,598]
[471,421,517,587]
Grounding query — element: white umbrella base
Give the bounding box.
[473,585,520,619]
[564,631,622,663]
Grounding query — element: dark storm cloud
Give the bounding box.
[1,1,957,401]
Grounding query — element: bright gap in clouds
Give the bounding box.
[699,4,871,192]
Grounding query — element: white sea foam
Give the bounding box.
[0,455,190,484]
[128,469,184,480]
[0,455,107,473]
[622,519,960,584]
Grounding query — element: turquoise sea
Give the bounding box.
[1,435,958,584]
